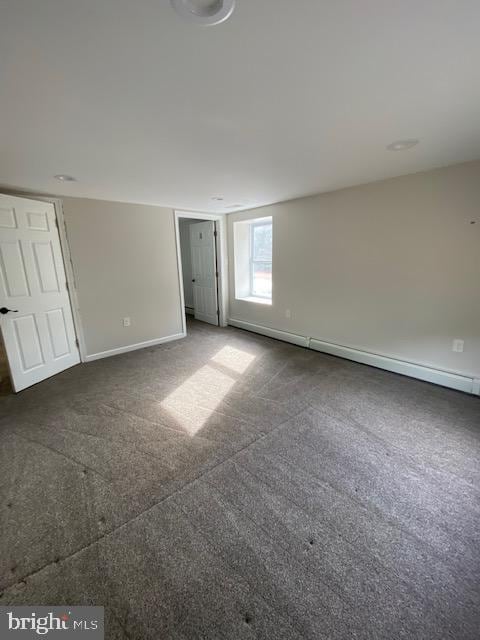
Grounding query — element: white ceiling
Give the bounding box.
[1,0,480,213]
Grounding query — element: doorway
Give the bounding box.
[174,211,228,333]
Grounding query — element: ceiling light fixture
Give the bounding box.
[54,174,76,182]
[211,196,224,201]
[386,139,419,151]
[171,0,235,26]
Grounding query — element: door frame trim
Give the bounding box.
[1,192,87,362]
[174,210,228,332]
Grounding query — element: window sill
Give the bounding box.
[236,296,272,305]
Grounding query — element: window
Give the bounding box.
[250,220,272,299]
[234,216,272,304]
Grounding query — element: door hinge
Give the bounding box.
[214,230,218,237]
[75,338,79,348]
[215,271,219,277]
[55,217,59,229]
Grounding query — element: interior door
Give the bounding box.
[189,221,219,325]
[0,194,80,392]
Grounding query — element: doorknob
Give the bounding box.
[0,307,18,314]
[192,279,196,282]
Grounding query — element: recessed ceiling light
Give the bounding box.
[171,0,235,26]
[386,139,420,151]
[54,174,76,182]
[211,196,224,201]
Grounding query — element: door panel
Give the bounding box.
[189,221,219,326]
[0,194,80,391]
[0,241,30,297]
[33,241,60,292]
[26,210,50,231]
[0,206,18,229]
[13,314,45,371]
[45,308,71,358]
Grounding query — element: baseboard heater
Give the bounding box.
[228,318,479,395]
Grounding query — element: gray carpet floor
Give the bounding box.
[1,319,479,639]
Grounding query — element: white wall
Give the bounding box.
[228,161,480,380]
[62,197,183,357]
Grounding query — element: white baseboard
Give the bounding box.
[228,318,309,348]
[228,318,479,395]
[84,332,186,363]
[309,338,475,394]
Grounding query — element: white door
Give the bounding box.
[0,194,80,392]
[189,221,219,325]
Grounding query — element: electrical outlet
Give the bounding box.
[123,317,131,327]
[285,309,291,319]
[452,339,464,353]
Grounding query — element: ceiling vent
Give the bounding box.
[171,0,235,26]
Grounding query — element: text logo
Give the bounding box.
[0,607,104,639]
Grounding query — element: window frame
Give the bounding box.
[249,220,272,300]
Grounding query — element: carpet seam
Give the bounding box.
[1,407,306,594]
[12,431,112,483]
[311,402,480,496]
[266,414,478,574]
